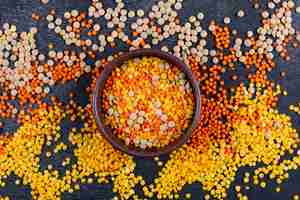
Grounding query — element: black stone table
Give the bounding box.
[0,0,300,199]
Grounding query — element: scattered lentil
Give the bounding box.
[237,10,245,18]
[0,0,299,200]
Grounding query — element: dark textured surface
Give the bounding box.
[0,0,300,199]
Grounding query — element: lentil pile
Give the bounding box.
[102,56,194,149]
[0,0,299,200]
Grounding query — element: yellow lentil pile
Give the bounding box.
[149,85,299,199]
[67,104,144,199]
[0,103,144,200]
[102,57,195,149]
[0,0,299,200]
[0,106,65,199]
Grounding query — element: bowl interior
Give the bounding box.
[93,49,201,157]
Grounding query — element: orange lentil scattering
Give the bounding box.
[0,0,299,200]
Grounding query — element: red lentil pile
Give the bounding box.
[0,0,299,200]
[102,57,195,149]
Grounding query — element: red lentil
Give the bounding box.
[0,0,299,200]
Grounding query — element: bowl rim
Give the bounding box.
[92,48,201,157]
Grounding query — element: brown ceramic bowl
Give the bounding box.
[92,49,201,157]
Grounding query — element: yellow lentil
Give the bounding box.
[0,0,299,200]
[294,194,300,200]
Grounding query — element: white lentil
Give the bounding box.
[224,17,231,24]
[174,2,182,10]
[137,9,144,17]
[200,30,208,38]
[262,11,269,18]
[268,2,276,9]
[48,23,55,29]
[46,15,54,22]
[55,18,62,26]
[237,10,245,18]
